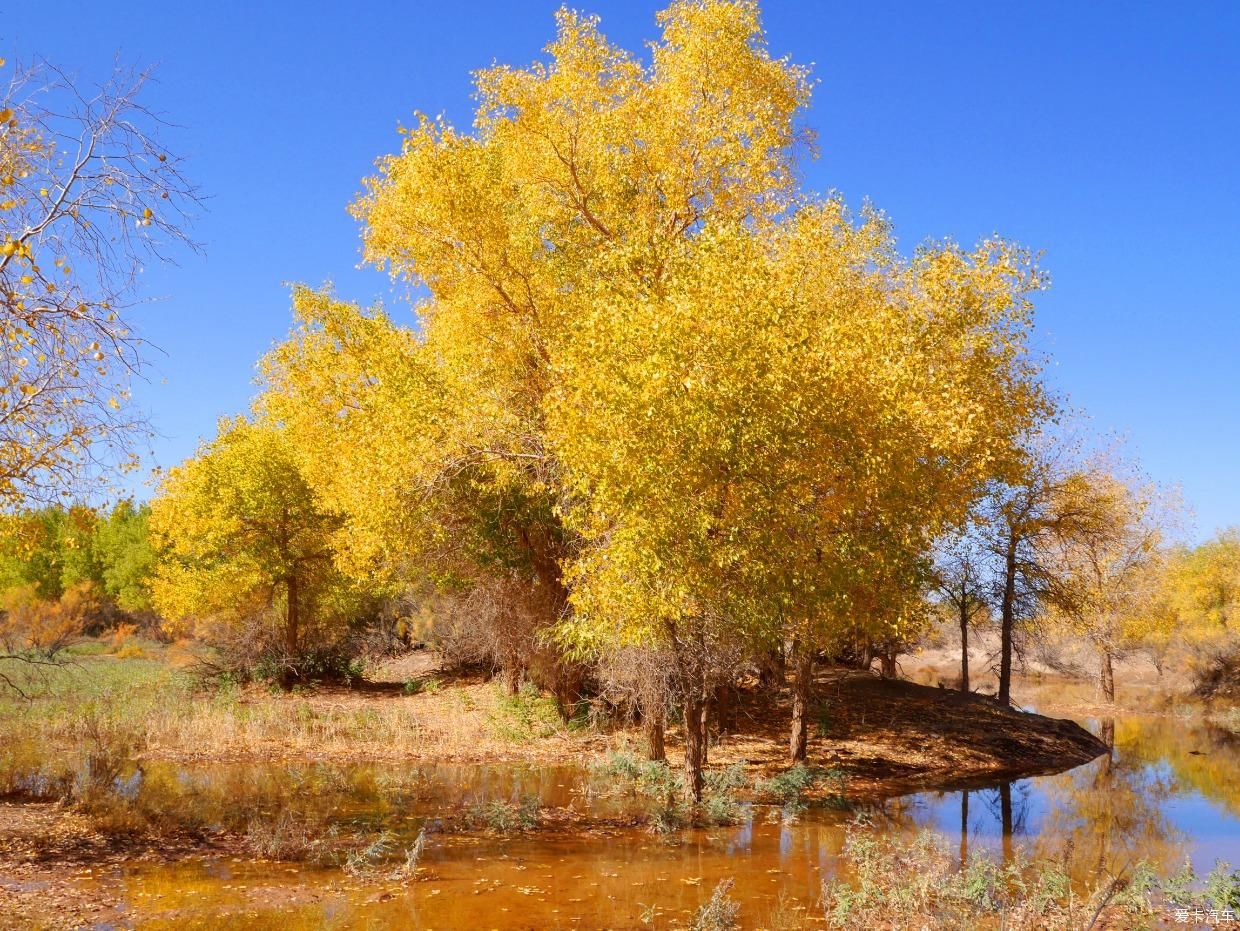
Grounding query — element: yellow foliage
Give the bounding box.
[257,0,1049,664]
[1043,471,1175,655]
[148,416,362,653]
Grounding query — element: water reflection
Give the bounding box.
[6,705,1239,928]
[898,711,1238,884]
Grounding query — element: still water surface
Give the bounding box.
[37,697,1240,928]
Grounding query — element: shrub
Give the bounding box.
[701,791,743,826]
[188,613,370,688]
[392,827,427,880]
[598,749,642,780]
[343,832,396,875]
[0,582,95,657]
[465,795,541,832]
[692,879,741,931]
[758,764,831,801]
[704,762,747,794]
[820,818,1166,929]
[1189,637,1240,699]
[244,810,318,860]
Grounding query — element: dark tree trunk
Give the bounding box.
[859,641,874,672]
[759,646,786,688]
[280,572,300,689]
[998,532,1018,705]
[552,663,585,722]
[959,789,969,867]
[645,707,666,763]
[790,643,814,763]
[959,599,970,693]
[1100,648,1116,704]
[699,694,711,767]
[999,781,1014,865]
[285,572,300,656]
[682,692,706,802]
[1093,731,1115,870]
[668,620,708,804]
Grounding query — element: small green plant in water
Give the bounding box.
[692,878,741,931]
[1166,858,1240,913]
[390,827,427,880]
[466,795,541,832]
[821,816,1166,929]
[704,762,747,794]
[598,750,642,780]
[343,831,394,875]
[702,791,743,826]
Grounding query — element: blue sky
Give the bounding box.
[6,2,1238,537]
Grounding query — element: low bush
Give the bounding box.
[692,879,741,931]
[820,817,1179,929]
[465,795,541,832]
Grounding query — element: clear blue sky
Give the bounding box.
[6,2,1238,537]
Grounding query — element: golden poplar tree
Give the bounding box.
[1045,472,1176,702]
[258,0,1050,792]
[261,0,815,713]
[149,417,359,680]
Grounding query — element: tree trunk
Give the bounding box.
[858,641,874,672]
[504,662,521,696]
[789,643,814,763]
[552,662,585,722]
[959,789,969,867]
[645,706,666,762]
[1100,648,1116,704]
[699,694,711,767]
[879,651,897,679]
[280,572,300,689]
[998,532,1018,705]
[285,572,299,656]
[682,692,706,802]
[1099,718,1115,776]
[999,781,1014,865]
[959,599,970,694]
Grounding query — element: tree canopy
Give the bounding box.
[249,0,1052,789]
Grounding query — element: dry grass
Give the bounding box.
[135,676,599,763]
[4,642,1104,796]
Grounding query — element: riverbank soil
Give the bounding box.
[708,668,1106,799]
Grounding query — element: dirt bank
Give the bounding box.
[707,669,1107,799]
[130,656,1106,798]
